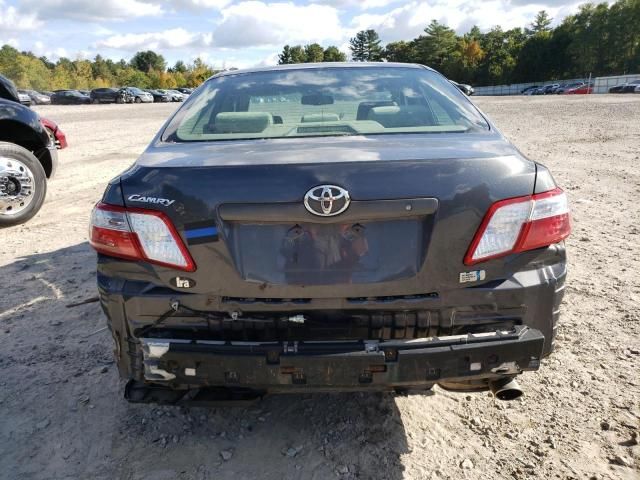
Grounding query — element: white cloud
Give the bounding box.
[31,41,71,60]
[0,0,42,32]
[163,0,232,10]
[212,1,345,48]
[0,38,20,48]
[310,0,404,9]
[97,28,213,50]
[350,0,569,40]
[92,25,118,37]
[18,0,164,22]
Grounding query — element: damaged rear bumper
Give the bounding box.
[138,325,544,392]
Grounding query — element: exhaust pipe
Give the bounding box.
[489,377,523,401]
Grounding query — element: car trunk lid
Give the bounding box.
[119,133,536,296]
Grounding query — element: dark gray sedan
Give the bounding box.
[90,63,571,404]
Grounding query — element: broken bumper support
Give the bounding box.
[138,326,544,392]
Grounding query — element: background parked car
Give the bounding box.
[176,88,193,95]
[90,88,119,104]
[168,89,188,101]
[50,90,90,105]
[521,85,540,95]
[620,79,640,93]
[123,87,153,103]
[19,90,51,105]
[17,92,31,106]
[565,83,593,94]
[556,82,585,94]
[157,89,186,102]
[0,74,67,226]
[538,84,559,95]
[144,89,172,102]
[450,80,474,96]
[608,79,640,93]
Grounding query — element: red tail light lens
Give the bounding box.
[40,117,68,149]
[89,203,196,272]
[464,188,570,265]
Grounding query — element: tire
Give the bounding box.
[0,142,47,227]
[135,97,142,104]
[92,98,100,104]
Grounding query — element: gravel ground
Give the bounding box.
[0,96,639,480]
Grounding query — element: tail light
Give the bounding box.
[464,188,570,265]
[89,203,196,272]
[40,117,68,149]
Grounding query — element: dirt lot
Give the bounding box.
[1,96,639,480]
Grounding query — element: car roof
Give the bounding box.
[209,62,430,80]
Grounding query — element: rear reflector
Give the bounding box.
[464,188,570,265]
[89,203,196,271]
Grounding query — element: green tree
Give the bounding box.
[91,54,113,85]
[349,29,383,61]
[322,46,347,62]
[289,45,307,63]
[116,67,150,88]
[50,63,73,89]
[304,43,325,62]
[526,10,553,36]
[278,45,294,64]
[383,41,417,63]
[130,50,166,73]
[71,60,94,89]
[414,20,458,72]
[171,60,187,73]
[184,58,216,87]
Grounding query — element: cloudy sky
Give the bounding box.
[1,0,595,69]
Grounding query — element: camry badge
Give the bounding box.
[304,185,350,217]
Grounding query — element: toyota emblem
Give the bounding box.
[304,185,351,217]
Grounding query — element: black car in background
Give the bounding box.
[51,90,90,105]
[90,63,571,404]
[521,85,540,94]
[1,74,66,226]
[90,88,120,103]
[176,88,193,95]
[144,89,172,102]
[609,79,640,93]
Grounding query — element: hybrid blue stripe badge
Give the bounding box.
[185,226,218,239]
[184,224,218,245]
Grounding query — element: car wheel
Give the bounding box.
[135,97,142,104]
[0,142,47,227]
[92,98,100,104]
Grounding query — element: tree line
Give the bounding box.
[0,47,219,91]
[0,0,637,91]
[279,0,639,86]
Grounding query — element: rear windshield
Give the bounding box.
[163,66,488,142]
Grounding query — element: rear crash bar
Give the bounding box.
[139,326,544,390]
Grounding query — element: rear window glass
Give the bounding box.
[163,66,488,142]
